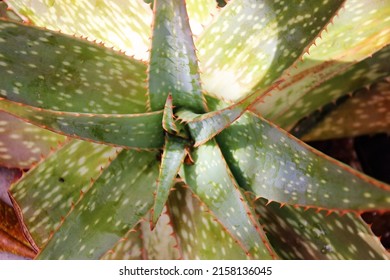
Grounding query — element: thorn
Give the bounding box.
[326,210,333,216]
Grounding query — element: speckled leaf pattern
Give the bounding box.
[0,20,148,114]
[275,45,390,130]
[148,0,205,113]
[180,140,275,259]
[197,0,344,101]
[0,199,35,258]
[36,149,159,259]
[0,99,164,149]
[141,209,181,259]
[1,0,389,260]
[5,0,152,60]
[254,198,389,260]
[186,0,218,37]
[168,184,249,259]
[183,0,347,141]
[9,140,119,249]
[302,79,390,141]
[177,85,280,146]
[101,225,143,260]
[177,105,244,146]
[254,0,390,122]
[0,111,66,169]
[217,112,390,211]
[152,135,187,224]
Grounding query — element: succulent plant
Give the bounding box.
[0,0,389,260]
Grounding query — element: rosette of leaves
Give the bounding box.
[0,0,389,260]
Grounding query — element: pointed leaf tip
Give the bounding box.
[148,0,205,113]
[152,135,187,225]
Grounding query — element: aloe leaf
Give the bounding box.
[217,112,390,211]
[36,149,159,259]
[9,140,119,249]
[103,211,181,260]
[300,79,390,141]
[183,0,347,141]
[177,105,243,146]
[180,140,275,259]
[162,95,188,138]
[278,46,390,130]
[197,0,344,102]
[0,20,148,114]
[162,95,177,134]
[0,199,35,258]
[148,0,205,113]
[186,0,218,37]
[169,184,250,259]
[254,198,389,260]
[5,0,152,60]
[0,228,34,259]
[0,99,164,149]
[0,1,22,21]
[176,81,280,146]
[0,111,65,169]
[0,167,21,205]
[254,0,390,122]
[141,209,181,259]
[152,135,187,225]
[0,167,34,258]
[101,225,143,260]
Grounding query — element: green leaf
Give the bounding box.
[152,135,187,225]
[254,198,389,260]
[0,111,66,169]
[0,99,164,149]
[186,0,219,37]
[168,183,249,259]
[183,0,347,142]
[0,20,148,114]
[0,199,35,258]
[141,209,181,259]
[104,210,181,260]
[180,140,275,259]
[5,0,153,60]
[143,0,219,37]
[176,82,280,146]
[197,0,344,101]
[162,95,188,138]
[254,0,390,124]
[36,149,159,259]
[300,79,390,141]
[101,225,143,260]
[177,105,244,146]
[162,95,177,134]
[9,140,119,248]
[217,112,390,211]
[148,0,205,113]
[277,45,390,130]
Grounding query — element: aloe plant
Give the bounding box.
[0,0,389,260]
